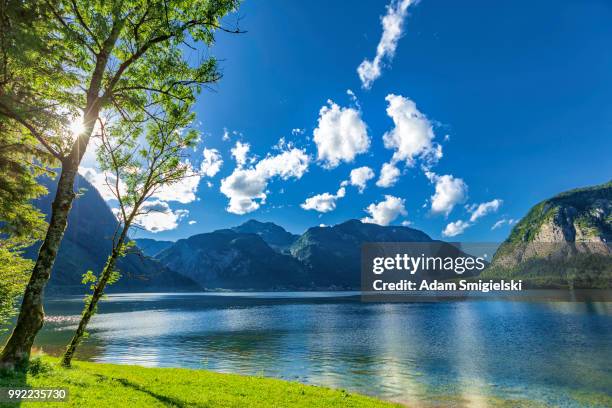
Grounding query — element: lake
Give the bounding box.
[25,291,612,407]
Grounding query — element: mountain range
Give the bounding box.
[152,219,473,290]
[30,175,611,292]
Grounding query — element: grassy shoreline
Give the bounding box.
[0,357,400,407]
[2,357,609,407]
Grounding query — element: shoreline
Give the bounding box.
[3,357,607,407]
[0,356,400,407]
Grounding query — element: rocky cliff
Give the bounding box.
[486,181,611,288]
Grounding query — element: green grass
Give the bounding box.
[0,357,401,407]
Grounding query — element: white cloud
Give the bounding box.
[200,148,223,177]
[348,166,375,193]
[383,94,442,167]
[469,199,503,222]
[81,164,192,233]
[491,219,505,230]
[491,218,517,230]
[151,162,201,204]
[81,159,200,206]
[292,128,305,135]
[442,220,472,237]
[428,173,467,217]
[313,100,370,168]
[132,200,189,232]
[231,141,250,167]
[442,220,471,237]
[401,220,412,226]
[78,166,124,202]
[188,220,197,225]
[223,128,243,142]
[345,89,361,109]
[301,187,346,213]
[304,166,373,212]
[376,161,401,188]
[442,199,502,236]
[220,146,310,214]
[362,195,407,226]
[357,0,415,89]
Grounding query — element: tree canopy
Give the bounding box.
[0,0,241,368]
[1,0,241,163]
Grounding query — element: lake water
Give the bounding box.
[26,291,612,407]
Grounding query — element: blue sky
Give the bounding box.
[84,0,612,242]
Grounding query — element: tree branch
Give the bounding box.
[103,19,244,100]
[45,0,96,56]
[0,101,63,160]
[70,0,101,51]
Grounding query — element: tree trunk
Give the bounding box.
[0,165,77,370]
[0,20,116,369]
[61,235,126,367]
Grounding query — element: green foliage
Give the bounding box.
[107,270,121,285]
[0,132,49,331]
[97,100,200,230]
[0,245,33,332]
[483,252,612,288]
[81,270,97,285]
[81,270,97,291]
[505,201,554,244]
[0,0,241,366]
[0,357,401,408]
[65,65,207,366]
[0,131,50,243]
[0,0,77,150]
[2,0,241,161]
[26,357,53,376]
[0,1,59,332]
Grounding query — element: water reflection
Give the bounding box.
[21,291,612,407]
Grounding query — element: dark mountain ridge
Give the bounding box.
[290,220,477,287]
[28,175,201,293]
[155,229,308,289]
[230,219,298,253]
[134,238,174,258]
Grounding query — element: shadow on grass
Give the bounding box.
[0,362,29,407]
[94,374,201,408]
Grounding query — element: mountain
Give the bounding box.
[30,175,486,292]
[156,229,308,290]
[485,181,611,288]
[134,238,174,257]
[28,175,201,293]
[290,219,474,288]
[155,219,474,290]
[231,219,298,253]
